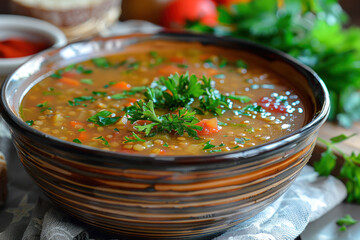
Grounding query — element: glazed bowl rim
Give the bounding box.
[0,31,330,163]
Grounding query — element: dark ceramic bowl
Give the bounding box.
[0,32,330,239]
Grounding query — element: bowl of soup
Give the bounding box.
[0,32,329,239]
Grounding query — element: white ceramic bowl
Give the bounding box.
[0,14,67,76]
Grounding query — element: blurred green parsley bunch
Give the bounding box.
[187,0,360,127]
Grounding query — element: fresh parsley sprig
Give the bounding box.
[314,134,360,203]
[125,100,203,137]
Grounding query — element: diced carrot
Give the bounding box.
[59,77,80,86]
[169,56,186,64]
[123,98,138,107]
[78,131,88,141]
[69,121,83,128]
[157,65,181,76]
[111,81,131,90]
[195,118,221,135]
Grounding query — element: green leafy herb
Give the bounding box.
[92,57,111,68]
[36,101,52,112]
[80,79,93,85]
[186,0,360,127]
[314,134,360,203]
[235,137,250,144]
[78,128,85,132]
[203,141,216,150]
[227,95,251,103]
[128,62,140,70]
[88,110,120,126]
[177,64,188,68]
[336,214,358,231]
[110,86,146,100]
[96,136,109,146]
[114,128,120,132]
[236,60,248,69]
[76,65,93,74]
[25,120,34,126]
[124,132,146,143]
[125,100,202,137]
[68,96,95,106]
[92,91,107,96]
[73,138,82,144]
[163,142,169,147]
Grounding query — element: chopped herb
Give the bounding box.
[235,137,250,144]
[219,58,228,68]
[92,91,107,96]
[227,95,251,103]
[114,128,120,132]
[80,79,93,85]
[37,102,48,108]
[232,146,240,149]
[96,136,109,146]
[125,100,202,137]
[336,214,357,232]
[149,51,158,57]
[209,149,222,153]
[25,120,34,126]
[203,141,216,150]
[50,71,63,79]
[236,60,248,69]
[163,142,169,147]
[64,64,76,72]
[124,132,146,143]
[111,93,128,100]
[88,110,120,126]
[177,64,188,68]
[92,57,111,68]
[128,62,140,70]
[219,143,226,147]
[68,96,95,106]
[76,65,93,74]
[73,139,82,144]
[78,128,85,132]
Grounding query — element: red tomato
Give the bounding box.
[162,0,218,29]
[258,97,288,113]
[195,118,221,135]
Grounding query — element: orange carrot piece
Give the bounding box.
[195,118,221,135]
[59,77,80,86]
[157,65,181,76]
[111,81,131,90]
[69,121,83,128]
[78,131,88,142]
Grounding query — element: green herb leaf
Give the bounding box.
[25,120,34,126]
[78,128,85,132]
[96,136,109,146]
[124,132,146,143]
[235,137,250,144]
[73,138,82,144]
[88,110,120,126]
[92,57,111,68]
[80,79,93,85]
[227,95,252,103]
[203,141,216,150]
[236,60,248,69]
[69,96,95,106]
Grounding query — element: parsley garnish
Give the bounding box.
[68,96,96,106]
[336,214,358,232]
[92,57,111,68]
[124,132,146,143]
[78,128,85,132]
[92,91,107,96]
[125,100,202,137]
[76,65,93,74]
[203,141,216,150]
[25,120,34,126]
[37,101,52,112]
[96,136,109,146]
[236,60,248,69]
[227,95,251,103]
[235,137,250,144]
[80,79,93,85]
[88,110,120,126]
[73,139,82,144]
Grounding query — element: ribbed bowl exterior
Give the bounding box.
[1,32,330,239]
[11,128,316,239]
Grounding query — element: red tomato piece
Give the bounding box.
[195,118,221,135]
[258,97,287,113]
[162,0,218,29]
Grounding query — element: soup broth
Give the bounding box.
[20,40,307,155]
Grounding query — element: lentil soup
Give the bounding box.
[20,40,307,155]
